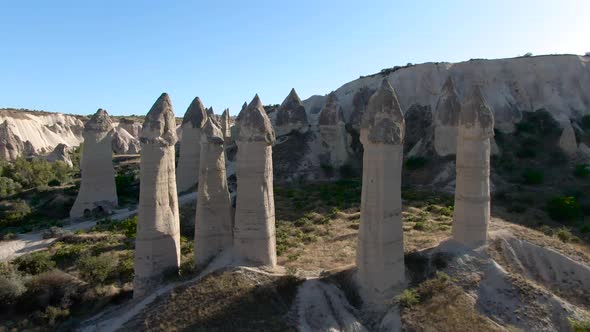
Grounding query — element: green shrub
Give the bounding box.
[568,317,590,331]
[556,227,579,243]
[0,272,26,306]
[546,196,583,222]
[581,115,590,130]
[396,289,420,308]
[574,164,590,178]
[115,171,137,201]
[414,221,429,231]
[23,270,79,310]
[42,305,70,326]
[405,156,428,170]
[0,200,32,227]
[0,176,22,197]
[14,251,56,275]
[521,169,544,185]
[77,254,116,283]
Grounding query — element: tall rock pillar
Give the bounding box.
[70,109,118,218]
[453,86,494,248]
[318,92,349,169]
[134,93,181,298]
[434,77,461,156]
[194,118,233,267]
[233,95,277,267]
[176,97,208,193]
[356,79,406,306]
[220,108,232,146]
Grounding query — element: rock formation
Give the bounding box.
[118,118,142,138]
[233,95,277,267]
[356,79,406,306]
[558,120,578,156]
[433,77,461,156]
[318,92,349,169]
[274,88,309,136]
[45,143,73,167]
[194,118,233,267]
[453,86,494,248]
[134,93,181,298]
[112,126,141,154]
[70,109,118,218]
[176,97,208,193]
[220,108,232,146]
[0,120,25,161]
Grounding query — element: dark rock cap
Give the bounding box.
[276,88,308,127]
[236,94,276,145]
[140,93,178,146]
[201,117,224,145]
[435,77,461,126]
[362,79,405,144]
[85,109,113,132]
[318,92,344,126]
[182,96,208,128]
[460,85,494,139]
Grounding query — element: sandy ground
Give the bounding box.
[0,192,197,262]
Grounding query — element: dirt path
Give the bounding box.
[0,192,197,262]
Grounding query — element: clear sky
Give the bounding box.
[1,0,588,116]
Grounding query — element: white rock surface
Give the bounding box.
[356,79,406,307]
[0,120,25,161]
[0,109,83,157]
[70,109,118,218]
[134,93,181,298]
[176,97,208,193]
[220,108,232,146]
[194,118,233,267]
[453,85,494,248]
[233,95,277,267]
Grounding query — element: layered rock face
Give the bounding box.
[0,109,84,159]
[318,92,349,168]
[134,93,181,298]
[274,88,309,136]
[194,118,233,267]
[0,120,25,161]
[453,86,494,248]
[356,79,406,306]
[233,95,277,267]
[70,109,118,218]
[45,143,73,167]
[176,97,208,193]
[112,126,140,154]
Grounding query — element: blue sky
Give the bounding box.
[1,0,588,116]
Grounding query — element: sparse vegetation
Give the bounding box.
[521,168,544,185]
[405,156,428,170]
[574,164,590,178]
[396,289,420,307]
[546,196,583,223]
[569,317,590,331]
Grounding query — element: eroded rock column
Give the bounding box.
[134,93,181,298]
[220,108,232,146]
[275,88,309,137]
[356,79,406,306]
[194,118,233,267]
[233,95,277,267]
[176,97,208,193]
[318,92,349,168]
[70,109,118,218]
[434,77,461,156]
[453,86,495,248]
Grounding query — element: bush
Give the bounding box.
[546,196,583,223]
[405,156,428,170]
[42,305,70,326]
[14,251,56,275]
[574,164,590,178]
[522,169,544,185]
[77,254,116,283]
[582,115,590,130]
[0,272,26,306]
[569,317,590,331]
[556,227,579,243]
[396,289,420,308]
[0,200,32,227]
[0,176,22,197]
[23,270,79,310]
